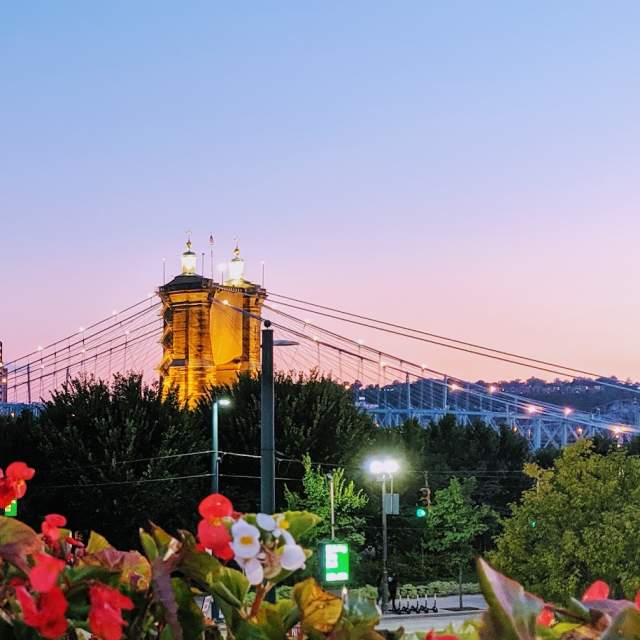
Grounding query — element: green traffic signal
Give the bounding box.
[416,507,427,518]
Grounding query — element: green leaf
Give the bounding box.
[0,515,42,573]
[209,567,249,609]
[282,511,321,541]
[85,531,111,554]
[140,529,159,561]
[243,600,300,640]
[476,558,543,640]
[601,604,640,639]
[331,594,381,640]
[65,564,115,585]
[179,545,221,589]
[150,522,175,553]
[171,577,205,640]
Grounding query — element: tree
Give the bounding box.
[193,372,378,511]
[490,439,640,601]
[422,477,495,608]
[284,454,368,576]
[25,374,206,547]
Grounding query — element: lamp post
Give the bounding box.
[260,320,298,514]
[367,457,400,614]
[211,397,231,494]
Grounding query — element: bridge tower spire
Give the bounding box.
[157,238,266,407]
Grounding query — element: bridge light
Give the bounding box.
[563,407,573,416]
[488,385,497,394]
[577,427,583,435]
[449,383,461,391]
[37,345,43,351]
[79,326,84,333]
[222,300,230,306]
[526,405,539,414]
[357,338,365,345]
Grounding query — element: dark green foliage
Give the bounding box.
[192,372,378,511]
[490,440,640,601]
[24,374,207,547]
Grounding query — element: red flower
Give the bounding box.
[88,583,134,640]
[198,493,233,519]
[16,585,68,639]
[197,493,234,560]
[424,631,458,640]
[0,478,15,509]
[29,553,65,593]
[41,514,67,544]
[5,462,35,498]
[537,606,554,626]
[635,592,640,609]
[197,519,233,560]
[582,580,609,602]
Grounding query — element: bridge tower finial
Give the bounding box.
[181,232,197,275]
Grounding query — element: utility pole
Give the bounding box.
[328,473,336,540]
[381,474,389,613]
[211,400,220,494]
[260,321,275,515]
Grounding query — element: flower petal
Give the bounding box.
[256,513,276,531]
[198,494,233,519]
[280,544,306,571]
[582,580,609,602]
[243,557,264,585]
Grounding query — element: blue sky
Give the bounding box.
[3,2,640,380]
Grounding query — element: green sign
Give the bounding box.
[4,500,17,517]
[320,542,350,584]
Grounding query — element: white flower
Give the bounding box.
[280,543,306,571]
[256,513,291,538]
[239,557,264,585]
[256,513,276,531]
[230,520,261,559]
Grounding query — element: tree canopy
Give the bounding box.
[490,440,640,601]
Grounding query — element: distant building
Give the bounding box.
[0,341,7,403]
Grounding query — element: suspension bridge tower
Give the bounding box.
[157,240,266,406]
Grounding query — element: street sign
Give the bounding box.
[4,500,17,517]
[319,542,350,584]
[384,493,399,515]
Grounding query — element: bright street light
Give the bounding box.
[368,458,400,476]
[367,455,400,614]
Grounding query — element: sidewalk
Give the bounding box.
[381,593,487,619]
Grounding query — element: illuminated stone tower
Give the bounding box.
[157,240,266,406]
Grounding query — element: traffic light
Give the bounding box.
[416,483,431,518]
[529,519,537,528]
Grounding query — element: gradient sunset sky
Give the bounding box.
[3,2,640,383]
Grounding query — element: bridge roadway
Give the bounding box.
[364,405,640,450]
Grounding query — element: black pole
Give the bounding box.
[260,322,275,514]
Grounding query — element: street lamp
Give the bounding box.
[211,396,232,493]
[367,457,400,613]
[260,321,299,515]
